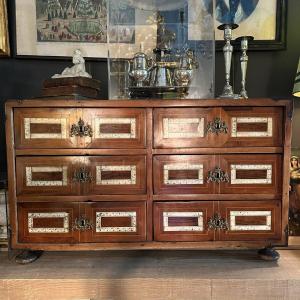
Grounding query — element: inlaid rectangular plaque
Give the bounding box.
[231,117,273,138]
[94,117,136,139]
[231,164,272,185]
[96,211,136,233]
[163,163,204,185]
[28,212,69,233]
[25,166,68,187]
[24,118,67,139]
[163,118,204,138]
[230,211,272,231]
[96,165,136,185]
[163,212,203,232]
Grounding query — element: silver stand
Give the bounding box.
[218,23,239,99]
[236,36,254,99]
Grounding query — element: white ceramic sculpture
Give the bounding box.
[52,49,92,79]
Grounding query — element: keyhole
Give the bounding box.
[81,219,86,227]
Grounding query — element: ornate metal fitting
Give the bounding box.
[207,213,229,231]
[73,216,93,231]
[207,167,229,183]
[73,168,93,183]
[70,118,93,137]
[206,118,228,135]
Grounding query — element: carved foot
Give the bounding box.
[258,247,280,262]
[15,250,43,264]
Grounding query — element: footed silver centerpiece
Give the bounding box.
[107,0,215,100]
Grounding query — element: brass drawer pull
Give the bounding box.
[73,168,93,183]
[206,117,228,135]
[73,216,93,231]
[207,167,229,183]
[208,213,229,230]
[70,118,93,137]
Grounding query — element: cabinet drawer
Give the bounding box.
[219,201,281,241]
[220,154,282,195]
[18,202,79,243]
[154,107,283,148]
[82,202,146,242]
[154,202,214,241]
[86,156,146,195]
[153,155,215,194]
[83,108,146,148]
[14,108,78,149]
[16,156,80,196]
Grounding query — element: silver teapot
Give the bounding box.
[129,52,151,87]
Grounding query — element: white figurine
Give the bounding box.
[52,49,92,79]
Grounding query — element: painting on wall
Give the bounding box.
[0,0,10,56]
[15,0,136,58]
[211,0,287,50]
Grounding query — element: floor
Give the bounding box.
[1,250,300,300]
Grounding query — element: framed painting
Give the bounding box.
[213,0,287,50]
[0,0,10,56]
[14,0,139,58]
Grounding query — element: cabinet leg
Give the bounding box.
[258,247,280,262]
[15,250,44,264]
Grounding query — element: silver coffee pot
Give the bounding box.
[129,51,151,87]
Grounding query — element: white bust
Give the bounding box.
[52,49,92,79]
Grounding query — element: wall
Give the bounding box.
[0,0,299,178]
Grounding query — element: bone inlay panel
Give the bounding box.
[163,118,204,138]
[230,211,272,231]
[231,164,272,184]
[24,118,67,139]
[231,117,273,137]
[96,212,137,232]
[163,212,203,232]
[164,163,204,185]
[28,212,69,233]
[26,166,68,186]
[96,166,136,185]
[94,118,136,139]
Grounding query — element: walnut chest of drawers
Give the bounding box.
[5,98,292,251]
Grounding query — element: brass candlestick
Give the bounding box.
[218,23,239,99]
[236,36,254,99]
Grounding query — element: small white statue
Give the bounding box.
[52,49,92,79]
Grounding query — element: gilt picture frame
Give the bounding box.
[0,0,10,56]
[215,0,287,51]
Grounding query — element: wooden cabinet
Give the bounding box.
[5,98,292,251]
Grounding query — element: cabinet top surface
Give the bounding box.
[5,98,292,109]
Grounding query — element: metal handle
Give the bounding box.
[207,213,229,231]
[70,118,93,137]
[73,168,93,183]
[207,167,229,183]
[206,117,228,135]
[73,216,93,231]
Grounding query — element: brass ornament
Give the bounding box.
[207,213,229,230]
[70,118,93,137]
[206,118,228,135]
[73,168,93,183]
[73,216,93,231]
[207,167,229,183]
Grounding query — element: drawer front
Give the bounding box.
[222,107,283,147]
[16,156,80,196]
[154,202,215,241]
[154,107,218,148]
[14,108,78,149]
[218,201,281,241]
[219,154,282,195]
[83,108,146,148]
[153,155,216,194]
[18,202,79,243]
[82,202,146,242]
[86,156,146,194]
